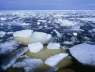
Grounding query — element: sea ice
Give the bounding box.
[69,43,95,66]
[47,42,60,49]
[13,29,33,38]
[30,32,51,43]
[28,42,43,53]
[13,58,43,72]
[0,40,19,54]
[45,53,68,67]
[0,31,6,37]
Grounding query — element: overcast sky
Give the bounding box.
[0,0,95,10]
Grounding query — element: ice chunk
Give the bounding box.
[0,31,6,37]
[13,58,43,71]
[55,19,77,26]
[28,42,43,53]
[61,19,77,26]
[0,40,19,54]
[13,30,33,45]
[7,32,14,35]
[73,32,77,36]
[0,17,7,20]
[13,30,51,45]
[30,32,51,44]
[69,43,95,66]
[13,29,33,38]
[1,47,28,70]
[63,41,74,45]
[47,43,60,49]
[45,53,68,67]
[53,29,61,38]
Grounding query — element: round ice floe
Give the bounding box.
[47,43,60,49]
[13,29,33,45]
[45,53,72,67]
[69,43,95,66]
[28,42,44,53]
[30,32,51,44]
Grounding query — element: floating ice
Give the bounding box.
[13,29,33,38]
[13,29,33,45]
[53,29,61,38]
[0,17,7,21]
[63,41,73,45]
[1,47,28,70]
[28,42,43,53]
[45,53,68,67]
[55,19,77,26]
[47,43,60,49]
[0,40,19,54]
[30,32,51,44]
[13,30,51,45]
[13,58,43,72]
[69,43,95,66]
[0,31,6,37]
[73,32,77,36]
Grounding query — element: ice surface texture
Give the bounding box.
[69,43,95,66]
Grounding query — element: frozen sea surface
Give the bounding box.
[0,10,95,72]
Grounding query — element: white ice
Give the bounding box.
[13,58,43,72]
[69,43,95,66]
[0,40,19,54]
[28,42,43,53]
[0,31,6,37]
[47,42,60,49]
[30,32,51,43]
[45,53,68,67]
[13,29,33,38]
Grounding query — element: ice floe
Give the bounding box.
[28,42,43,53]
[13,29,33,45]
[69,43,95,66]
[30,32,51,44]
[13,29,33,38]
[1,47,28,70]
[13,58,43,72]
[47,43,60,49]
[13,30,52,45]
[0,31,6,37]
[0,40,19,54]
[54,19,77,26]
[45,53,68,67]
